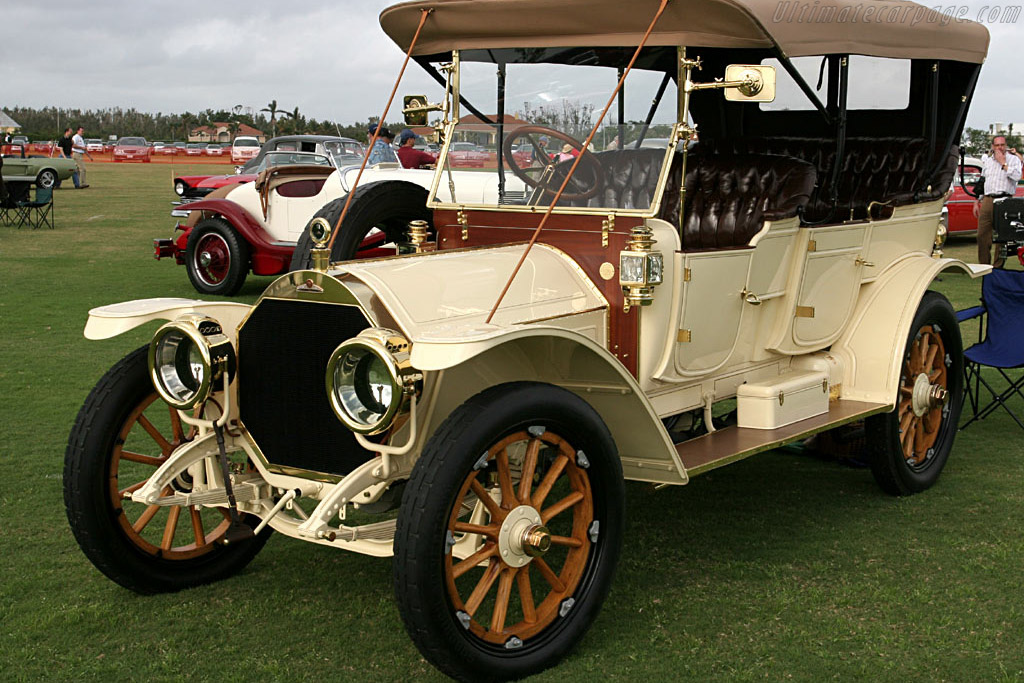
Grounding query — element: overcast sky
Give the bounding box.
[1,0,1021,131]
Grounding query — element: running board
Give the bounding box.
[676,400,890,477]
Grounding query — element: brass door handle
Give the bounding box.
[741,289,762,305]
[855,257,874,267]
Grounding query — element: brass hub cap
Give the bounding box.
[498,505,545,568]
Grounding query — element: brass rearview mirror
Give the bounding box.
[403,95,441,126]
[723,65,776,102]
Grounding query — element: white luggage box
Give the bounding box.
[736,370,829,430]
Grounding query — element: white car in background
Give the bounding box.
[231,136,261,164]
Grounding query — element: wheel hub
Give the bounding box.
[911,372,947,417]
[199,251,213,268]
[498,505,546,568]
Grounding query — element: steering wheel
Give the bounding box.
[501,125,603,201]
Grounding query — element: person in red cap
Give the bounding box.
[396,129,437,169]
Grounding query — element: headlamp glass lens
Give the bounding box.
[333,347,395,429]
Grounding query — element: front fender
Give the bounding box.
[830,256,989,405]
[84,298,252,342]
[413,328,687,485]
[183,198,293,274]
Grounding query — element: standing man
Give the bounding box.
[973,135,1022,266]
[71,126,92,189]
[56,128,80,189]
[395,129,436,169]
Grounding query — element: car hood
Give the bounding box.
[330,243,607,355]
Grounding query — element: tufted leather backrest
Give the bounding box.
[699,137,958,222]
[672,154,817,250]
[558,148,816,249]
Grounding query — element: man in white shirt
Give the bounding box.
[973,135,1023,266]
[71,126,91,189]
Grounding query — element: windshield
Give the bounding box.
[118,137,146,146]
[257,150,333,172]
[432,50,679,213]
[323,139,365,166]
[233,138,260,148]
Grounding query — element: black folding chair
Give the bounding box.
[15,186,54,230]
[957,267,1024,429]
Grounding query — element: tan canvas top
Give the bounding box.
[380,0,988,64]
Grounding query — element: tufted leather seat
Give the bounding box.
[556,148,816,250]
[669,154,817,250]
[699,137,958,222]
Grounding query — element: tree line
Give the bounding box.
[2,103,397,144]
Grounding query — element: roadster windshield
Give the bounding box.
[433,49,679,214]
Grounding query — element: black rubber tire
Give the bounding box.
[36,169,57,189]
[185,217,250,296]
[64,346,271,594]
[394,382,624,682]
[866,291,964,496]
[289,180,431,271]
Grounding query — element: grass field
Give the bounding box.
[2,162,1024,682]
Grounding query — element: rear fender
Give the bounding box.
[412,329,687,485]
[84,298,252,343]
[830,256,989,405]
[183,198,292,275]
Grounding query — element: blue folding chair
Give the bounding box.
[957,267,1024,429]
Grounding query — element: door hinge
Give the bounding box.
[683,267,691,282]
[677,329,692,343]
[601,214,614,248]
[807,239,817,252]
[457,209,469,240]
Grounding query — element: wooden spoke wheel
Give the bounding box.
[895,325,948,468]
[394,382,623,682]
[65,346,270,594]
[867,292,963,495]
[110,392,232,560]
[445,428,593,645]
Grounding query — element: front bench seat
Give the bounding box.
[662,153,817,250]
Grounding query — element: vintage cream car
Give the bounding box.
[65,0,989,680]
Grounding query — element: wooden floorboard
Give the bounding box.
[676,400,890,476]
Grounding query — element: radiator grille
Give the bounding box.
[238,298,373,477]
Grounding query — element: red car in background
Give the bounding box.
[946,156,1024,236]
[185,143,206,156]
[113,137,152,163]
[173,171,255,200]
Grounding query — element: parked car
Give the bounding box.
[230,136,261,164]
[112,136,152,162]
[184,142,205,156]
[1,154,78,189]
[103,140,118,153]
[448,140,489,167]
[172,137,364,202]
[205,143,226,157]
[944,157,1024,237]
[67,1,990,681]
[155,142,179,156]
[85,138,104,153]
[236,134,365,173]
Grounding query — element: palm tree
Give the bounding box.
[180,112,195,142]
[261,100,281,138]
[283,106,302,135]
